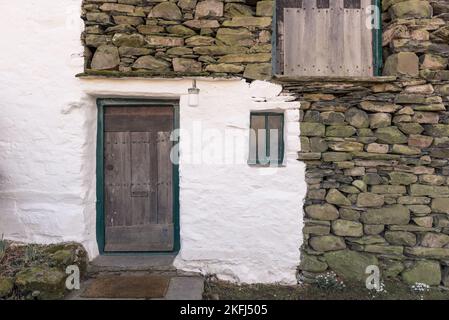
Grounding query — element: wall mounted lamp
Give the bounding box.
[188,79,200,107]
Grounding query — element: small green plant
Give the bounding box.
[0,234,8,259]
[315,272,346,291]
[24,245,39,264]
[367,281,387,299]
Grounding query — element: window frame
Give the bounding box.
[272,0,383,76]
[248,112,285,166]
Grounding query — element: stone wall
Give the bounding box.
[291,0,449,287]
[81,0,273,79]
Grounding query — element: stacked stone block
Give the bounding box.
[81,0,273,79]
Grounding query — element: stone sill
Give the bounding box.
[273,75,398,83]
[76,70,243,81]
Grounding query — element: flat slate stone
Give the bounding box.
[163,277,204,300]
[91,45,120,70]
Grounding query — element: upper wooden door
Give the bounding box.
[103,106,174,252]
[280,0,373,76]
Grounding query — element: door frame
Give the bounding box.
[96,98,180,255]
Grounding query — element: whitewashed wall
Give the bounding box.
[0,0,97,254]
[0,0,306,284]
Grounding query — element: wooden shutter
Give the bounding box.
[280,0,373,77]
[275,0,303,75]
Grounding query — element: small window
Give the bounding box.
[249,113,284,165]
[344,0,361,9]
[316,0,330,9]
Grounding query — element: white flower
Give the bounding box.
[411,282,430,293]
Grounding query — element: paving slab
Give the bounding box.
[66,275,204,300]
[163,276,204,300]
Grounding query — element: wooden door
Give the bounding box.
[103,106,174,252]
[280,0,373,76]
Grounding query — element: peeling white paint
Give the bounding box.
[0,0,306,284]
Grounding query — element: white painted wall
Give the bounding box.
[0,0,98,255]
[0,0,306,284]
[82,78,305,284]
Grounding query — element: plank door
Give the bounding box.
[281,0,373,76]
[103,106,174,252]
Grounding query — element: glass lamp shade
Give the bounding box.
[188,87,200,107]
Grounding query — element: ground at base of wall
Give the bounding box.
[0,241,88,300]
[203,279,449,300]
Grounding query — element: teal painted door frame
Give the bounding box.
[96,98,180,255]
[372,0,383,76]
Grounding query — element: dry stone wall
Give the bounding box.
[290,0,449,287]
[81,0,273,79]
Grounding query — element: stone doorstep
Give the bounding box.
[65,275,204,300]
[87,254,178,274]
[72,255,205,300]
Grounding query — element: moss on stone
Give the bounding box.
[15,266,66,300]
[0,276,14,298]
